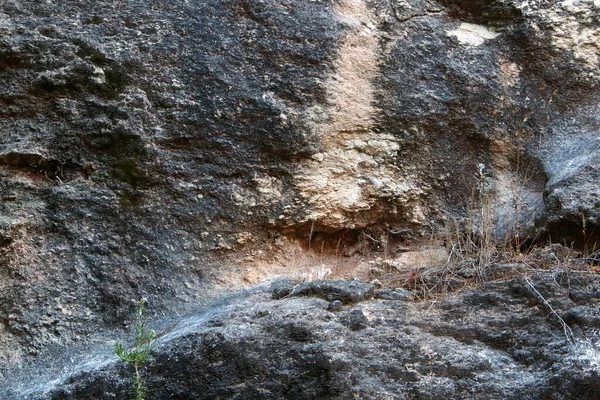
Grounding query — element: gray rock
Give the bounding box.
[375,288,414,301]
[327,300,344,312]
[339,309,369,331]
[12,273,600,400]
[563,306,600,329]
[290,280,375,304]
[0,0,600,391]
[0,0,341,364]
[270,277,297,300]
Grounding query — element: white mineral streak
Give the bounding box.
[293,0,420,230]
[447,23,500,46]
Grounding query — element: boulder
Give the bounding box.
[5,273,598,400]
[290,280,375,304]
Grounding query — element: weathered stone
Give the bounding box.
[4,273,599,400]
[339,309,369,331]
[327,300,344,312]
[270,277,297,300]
[375,288,414,301]
[290,280,375,304]
[0,0,600,396]
[370,279,383,288]
[563,306,600,329]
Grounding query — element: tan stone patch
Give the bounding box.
[395,247,449,268]
[500,61,521,89]
[520,0,600,78]
[447,23,500,47]
[291,0,422,231]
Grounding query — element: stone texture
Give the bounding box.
[327,299,344,312]
[270,277,296,300]
[0,0,599,393]
[0,0,341,365]
[3,274,600,399]
[290,279,375,304]
[375,287,414,301]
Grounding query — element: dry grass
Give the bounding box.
[373,239,600,301]
[374,162,600,300]
[369,159,598,299]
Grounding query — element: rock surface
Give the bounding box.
[1,0,600,395]
[290,279,375,304]
[375,287,414,301]
[1,273,599,399]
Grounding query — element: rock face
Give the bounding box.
[3,274,599,399]
[1,0,342,365]
[1,0,600,393]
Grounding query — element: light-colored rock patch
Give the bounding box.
[291,0,421,231]
[447,23,500,47]
[500,60,521,89]
[520,0,600,78]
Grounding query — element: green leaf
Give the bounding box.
[114,299,156,399]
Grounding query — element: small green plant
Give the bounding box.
[115,299,156,400]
